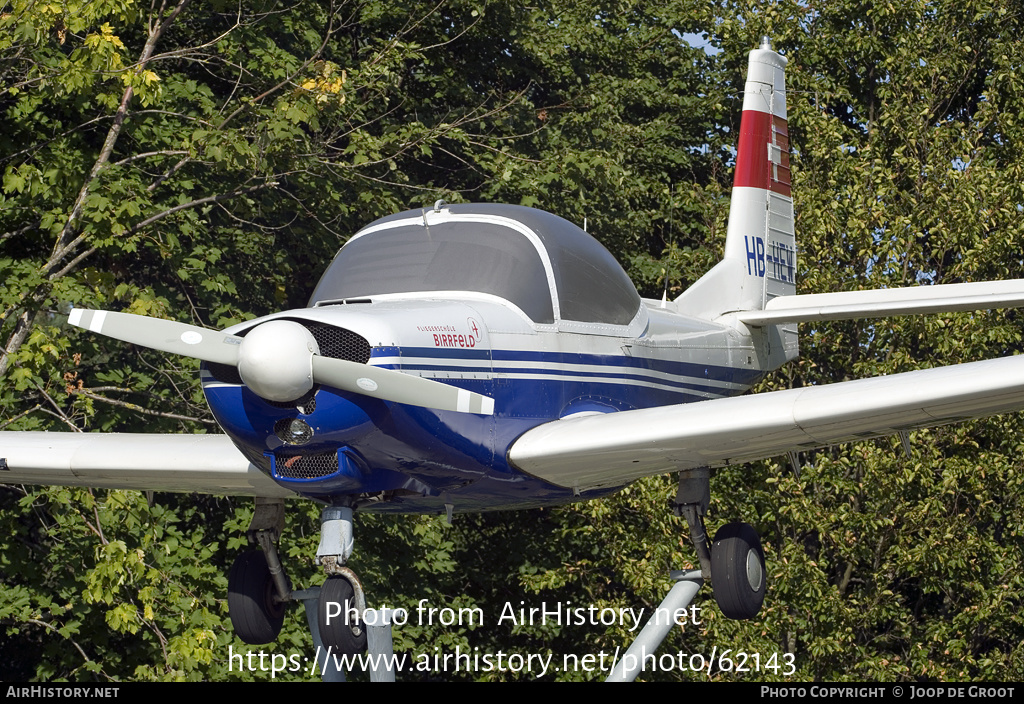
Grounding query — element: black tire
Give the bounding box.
[228,550,287,644]
[318,575,368,656]
[711,522,766,620]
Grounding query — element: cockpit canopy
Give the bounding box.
[309,204,641,326]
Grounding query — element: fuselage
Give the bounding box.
[199,204,769,513]
[201,295,764,513]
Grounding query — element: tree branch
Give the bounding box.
[124,182,276,237]
[0,404,43,430]
[71,389,217,425]
[110,150,189,168]
[34,382,82,432]
[27,619,96,670]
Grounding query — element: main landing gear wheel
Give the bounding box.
[711,522,766,620]
[318,575,367,655]
[228,550,288,644]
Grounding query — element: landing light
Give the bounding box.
[275,418,314,445]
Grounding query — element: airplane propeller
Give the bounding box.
[68,309,495,415]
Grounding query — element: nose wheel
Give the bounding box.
[317,572,368,656]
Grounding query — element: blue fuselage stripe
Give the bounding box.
[378,347,762,384]
[396,364,729,395]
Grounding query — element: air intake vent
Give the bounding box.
[266,389,317,413]
[303,322,371,363]
[273,451,339,480]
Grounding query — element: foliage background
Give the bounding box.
[2,0,1023,681]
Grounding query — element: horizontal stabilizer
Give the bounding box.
[733,279,1024,326]
[508,355,1024,491]
[0,433,292,497]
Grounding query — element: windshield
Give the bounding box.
[310,219,555,322]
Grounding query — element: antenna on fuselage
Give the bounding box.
[662,182,675,308]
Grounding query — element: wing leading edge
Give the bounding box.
[507,355,1024,492]
[0,433,293,498]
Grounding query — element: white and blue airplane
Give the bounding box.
[6,39,1024,653]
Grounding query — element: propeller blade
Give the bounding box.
[311,356,495,415]
[68,309,242,366]
[70,308,495,414]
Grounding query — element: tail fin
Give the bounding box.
[677,38,795,320]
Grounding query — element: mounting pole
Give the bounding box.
[605,570,704,682]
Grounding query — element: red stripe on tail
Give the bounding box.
[734,111,791,197]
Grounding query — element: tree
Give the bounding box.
[0,0,557,679]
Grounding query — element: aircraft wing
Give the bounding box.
[0,432,294,498]
[507,355,1024,492]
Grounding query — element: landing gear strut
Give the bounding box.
[225,498,369,657]
[673,468,766,620]
[315,504,368,656]
[228,498,291,643]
